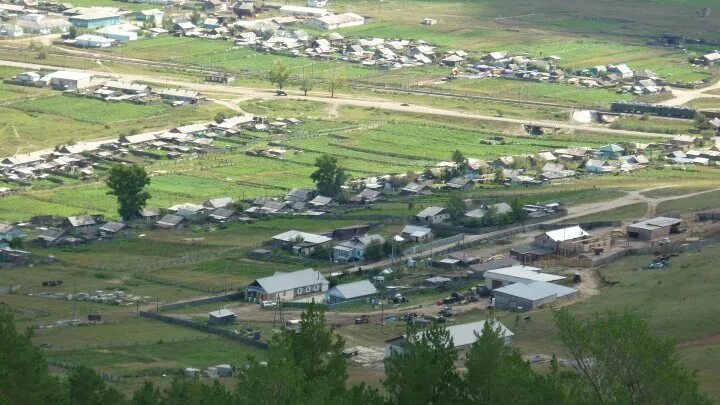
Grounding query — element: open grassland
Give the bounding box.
[46,334,266,376]
[561,202,648,223]
[656,189,720,214]
[439,78,632,108]
[0,93,231,156]
[609,116,698,134]
[687,97,720,110]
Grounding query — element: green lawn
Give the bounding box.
[562,202,648,223]
[656,190,720,214]
[0,96,230,156]
[46,335,266,376]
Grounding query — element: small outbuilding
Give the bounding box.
[208,309,236,325]
[492,281,578,311]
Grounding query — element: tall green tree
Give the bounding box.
[451,150,470,173]
[299,69,314,96]
[384,324,463,404]
[268,61,291,91]
[446,192,467,224]
[326,69,346,98]
[161,16,174,31]
[236,301,348,405]
[310,154,348,197]
[190,10,203,26]
[68,365,126,405]
[0,305,69,405]
[130,382,161,405]
[554,309,711,405]
[465,320,564,404]
[106,165,151,220]
[510,198,528,230]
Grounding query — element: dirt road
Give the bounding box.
[0,59,682,140]
[659,80,720,106]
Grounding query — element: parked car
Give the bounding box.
[261,300,277,309]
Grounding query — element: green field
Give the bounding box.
[0,92,231,156]
[561,202,648,223]
[656,190,720,213]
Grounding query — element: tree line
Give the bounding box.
[0,302,710,405]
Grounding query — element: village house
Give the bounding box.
[71,34,115,48]
[585,159,616,174]
[98,221,128,238]
[697,51,720,66]
[385,320,514,357]
[445,177,474,190]
[400,224,433,242]
[63,215,97,231]
[203,197,233,210]
[627,217,684,241]
[0,223,26,241]
[155,214,187,229]
[671,135,699,150]
[351,188,385,204]
[492,281,578,311]
[599,144,624,160]
[137,207,161,221]
[402,182,431,196]
[415,206,449,224]
[208,208,238,223]
[285,188,314,203]
[246,268,329,302]
[332,234,385,262]
[326,280,377,303]
[308,195,335,208]
[16,14,70,35]
[269,230,332,256]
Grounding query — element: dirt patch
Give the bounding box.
[677,332,720,350]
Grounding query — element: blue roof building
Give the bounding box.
[69,11,121,28]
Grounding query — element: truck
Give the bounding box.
[441,292,462,305]
[355,315,370,324]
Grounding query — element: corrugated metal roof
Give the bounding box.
[253,269,327,294]
[494,281,577,301]
[485,265,565,283]
[327,280,377,299]
[272,230,332,244]
[418,320,513,348]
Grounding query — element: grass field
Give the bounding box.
[46,334,266,376]
[0,93,231,156]
[656,190,720,213]
[561,202,648,223]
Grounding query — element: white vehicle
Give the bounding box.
[260,300,277,309]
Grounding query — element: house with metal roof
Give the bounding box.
[400,224,433,242]
[269,230,332,256]
[98,221,127,237]
[484,265,565,290]
[385,320,514,357]
[326,280,377,303]
[203,197,233,210]
[415,206,448,224]
[493,281,578,311]
[0,223,26,241]
[627,217,684,241]
[155,214,187,229]
[531,225,604,257]
[246,268,329,302]
[332,234,385,262]
[63,215,96,230]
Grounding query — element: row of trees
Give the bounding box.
[269,62,346,97]
[0,303,709,404]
